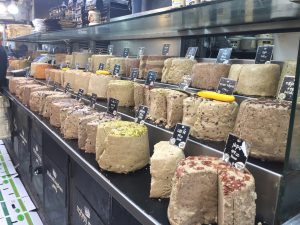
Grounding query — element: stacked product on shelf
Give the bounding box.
[87,73,119,98]
[139,56,170,79]
[234,99,291,161]
[161,58,197,84]
[228,64,280,97]
[150,141,185,198]
[91,54,115,72]
[191,63,232,90]
[95,121,150,174]
[107,80,135,107]
[106,57,126,75]
[168,156,256,225]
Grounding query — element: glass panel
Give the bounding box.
[9,0,300,43]
[277,39,300,223]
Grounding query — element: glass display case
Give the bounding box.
[3,1,300,225]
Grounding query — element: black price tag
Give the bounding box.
[217,78,236,95]
[185,47,198,60]
[98,63,105,70]
[113,64,121,76]
[130,68,139,80]
[162,44,170,56]
[278,75,295,102]
[223,134,249,170]
[216,48,232,64]
[64,83,71,93]
[123,48,130,58]
[107,98,119,116]
[145,71,157,86]
[255,46,274,64]
[108,45,114,55]
[76,88,84,101]
[53,82,59,91]
[134,105,149,124]
[90,93,97,108]
[170,123,190,149]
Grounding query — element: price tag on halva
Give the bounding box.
[53,82,59,91]
[130,68,139,80]
[138,47,145,58]
[107,98,119,116]
[145,71,157,87]
[108,45,114,55]
[162,44,171,56]
[217,78,236,95]
[170,124,190,149]
[90,93,97,108]
[135,105,149,124]
[278,75,295,102]
[223,134,249,170]
[185,47,198,60]
[76,88,84,101]
[113,64,121,76]
[98,63,105,70]
[64,83,71,93]
[255,45,274,64]
[216,48,232,64]
[123,48,130,58]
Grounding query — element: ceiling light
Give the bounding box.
[0,3,7,14]
[7,2,19,15]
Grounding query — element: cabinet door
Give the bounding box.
[43,156,68,225]
[43,132,68,174]
[31,120,42,146]
[17,130,30,181]
[31,139,43,204]
[70,187,105,225]
[71,160,111,225]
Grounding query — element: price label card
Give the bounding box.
[217,78,236,95]
[107,98,119,116]
[123,48,130,57]
[255,45,274,64]
[53,82,59,91]
[108,45,114,55]
[145,71,157,86]
[216,48,232,64]
[138,47,145,58]
[170,124,190,149]
[135,105,149,124]
[185,47,198,60]
[223,134,249,170]
[90,93,97,108]
[113,64,121,76]
[98,63,105,70]
[130,68,139,80]
[278,75,295,102]
[76,88,84,101]
[64,83,71,93]
[162,44,171,56]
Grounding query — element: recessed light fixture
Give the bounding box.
[0,2,7,14]
[7,1,19,15]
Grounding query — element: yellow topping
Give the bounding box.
[62,68,70,71]
[96,70,110,75]
[197,91,235,102]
